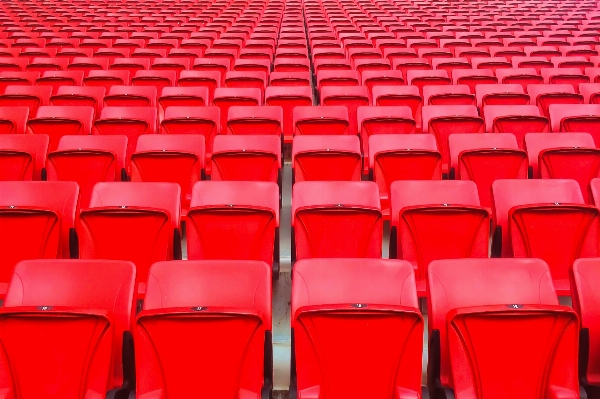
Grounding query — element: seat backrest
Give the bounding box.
[0,181,79,282]
[0,106,29,135]
[428,258,560,389]
[137,260,271,399]
[51,86,106,114]
[293,106,350,135]
[292,181,382,260]
[0,85,52,114]
[292,135,362,182]
[212,135,281,182]
[292,258,422,399]
[28,105,95,151]
[0,134,49,181]
[5,259,135,389]
[525,132,597,178]
[226,105,283,135]
[104,85,157,107]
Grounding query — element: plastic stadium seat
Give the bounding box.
[313,59,352,74]
[50,86,105,115]
[541,67,590,92]
[549,104,600,146]
[320,86,370,137]
[484,105,549,146]
[449,133,527,207]
[78,182,181,295]
[431,57,472,76]
[151,58,190,76]
[0,71,38,93]
[93,49,129,64]
[177,70,220,103]
[0,85,52,115]
[131,135,205,216]
[265,86,313,143]
[27,106,94,152]
[361,70,405,94]
[26,57,68,73]
[187,181,279,274]
[452,69,498,94]
[392,58,432,80]
[0,106,28,135]
[292,135,362,183]
[47,135,127,207]
[1,259,135,396]
[93,107,158,164]
[0,181,79,289]
[427,258,578,399]
[422,105,484,173]
[0,134,48,181]
[83,70,130,90]
[212,135,281,183]
[316,70,360,91]
[226,106,283,137]
[104,85,157,108]
[35,70,84,94]
[585,68,600,84]
[476,84,529,112]
[580,83,600,104]
[372,85,423,128]
[525,133,599,201]
[423,85,475,106]
[491,179,598,294]
[406,70,451,95]
[525,45,562,60]
[472,56,512,73]
[157,87,209,121]
[496,67,544,90]
[131,70,176,91]
[455,47,492,62]
[291,258,423,399]
[273,57,310,73]
[293,106,350,136]
[67,57,109,76]
[571,258,600,399]
[224,71,268,95]
[527,84,584,117]
[370,134,442,216]
[418,48,454,61]
[269,71,311,87]
[136,260,272,399]
[292,181,382,262]
[389,180,489,294]
[552,56,594,72]
[212,88,262,136]
[233,59,270,76]
[0,57,28,72]
[192,59,229,85]
[353,58,393,76]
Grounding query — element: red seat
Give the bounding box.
[495,67,544,90]
[273,57,310,73]
[449,133,527,208]
[93,107,158,165]
[131,70,176,91]
[0,106,28,135]
[0,57,28,72]
[226,106,283,136]
[157,87,209,121]
[187,181,280,274]
[422,85,474,106]
[1,259,135,396]
[0,71,38,93]
[390,180,489,294]
[104,85,157,108]
[136,260,272,399]
[110,57,151,76]
[212,88,262,135]
[549,104,600,146]
[406,70,451,95]
[192,58,229,86]
[372,85,423,128]
[151,58,190,77]
[269,71,311,87]
[541,67,590,92]
[316,70,360,91]
[265,86,313,143]
[360,70,404,95]
[422,105,484,174]
[27,106,94,152]
[571,258,600,398]
[0,85,52,115]
[320,86,370,137]
[292,135,362,182]
[427,258,577,399]
[0,134,48,181]
[585,67,600,84]
[177,70,220,103]
[212,135,281,183]
[131,135,205,216]
[224,71,267,95]
[292,181,382,262]
[83,70,130,90]
[392,57,432,81]
[78,182,181,296]
[431,57,471,76]
[552,56,594,73]
[452,69,498,94]
[580,83,600,104]
[484,105,549,146]
[476,84,529,113]
[313,58,352,74]
[525,132,599,202]
[35,70,84,94]
[50,86,105,115]
[293,106,350,136]
[370,134,442,217]
[26,57,68,73]
[0,181,79,291]
[291,258,423,399]
[47,135,127,207]
[524,45,562,60]
[233,59,270,76]
[353,58,393,76]
[491,179,598,294]
[527,84,584,118]
[472,56,512,73]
